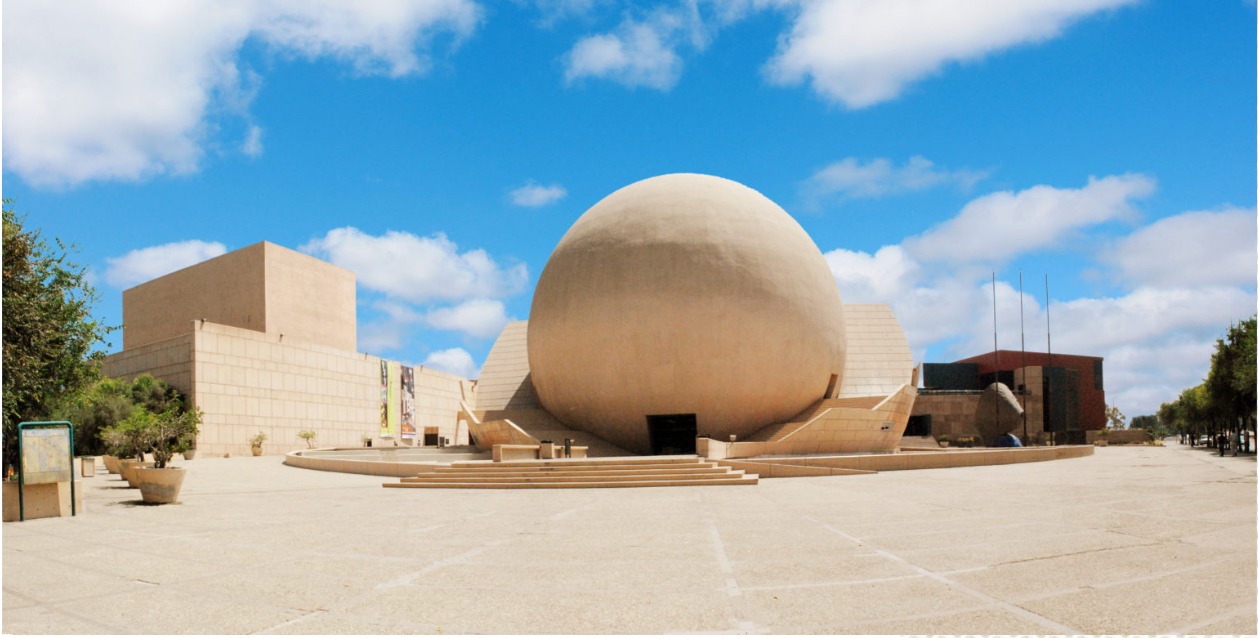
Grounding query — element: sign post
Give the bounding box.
[16,421,76,522]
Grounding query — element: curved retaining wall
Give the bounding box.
[284,447,490,478]
[718,445,1094,478]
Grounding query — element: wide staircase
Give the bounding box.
[382,455,757,489]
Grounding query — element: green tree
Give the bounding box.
[1205,316,1255,452]
[2,203,115,468]
[56,376,135,456]
[1105,404,1127,430]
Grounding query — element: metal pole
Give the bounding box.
[992,272,999,368]
[992,272,1000,445]
[1020,270,1027,443]
[1045,274,1053,445]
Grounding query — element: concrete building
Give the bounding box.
[104,242,471,456]
[467,174,919,458]
[105,174,920,460]
[911,350,1105,444]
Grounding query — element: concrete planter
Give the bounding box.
[102,455,121,474]
[134,467,186,504]
[120,460,156,487]
[81,457,96,477]
[251,447,263,457]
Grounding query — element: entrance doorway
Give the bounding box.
[646,414,697,455]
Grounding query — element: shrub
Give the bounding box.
[297,429,317,448]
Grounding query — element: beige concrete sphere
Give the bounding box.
[527,173,847,454]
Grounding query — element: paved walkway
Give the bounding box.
[4,442,1254,634]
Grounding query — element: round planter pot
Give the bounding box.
[183,449,197,460]
[121,461,156,487]
[102,455,121,474]
[251,447,263,457]
[134,467,186,504]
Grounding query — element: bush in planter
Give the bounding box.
[116,406,200,503]
[249,431,267,454]
[297,429,317,448]
[105,405,201,469]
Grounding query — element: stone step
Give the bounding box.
[398,469,747,484]
[382,453,758,489]
[433,461,719,474]
[384,476,760,489]
[405,466,732,480]
[454,454,702,469]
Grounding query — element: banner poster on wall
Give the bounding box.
[386,361,401,438]
[379,359,393,438]
[400,365,416,440]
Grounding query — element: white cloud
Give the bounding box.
[301,227,527,304]
[903,174,1155,265]
[564,17,684,89]
[805,156,987,203]
[422,347,480,379]
[510,181,568,207]
[824,245,919,303]
[242,125,264,157]
[426,299,512,339]
[817,171,1252,418]
[103,240,227,288]
[527,0,601,26]
[4,0,481,187]
[764,0,1137,108]
[1104,208,1257,288]
[358,320,408,354]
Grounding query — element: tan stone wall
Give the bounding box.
[720,385,917,458]
[411,365,469,447]
[120,242,356,352]
[103,333,195,396]
[190,322,466,456]
[913,376,1044,443]
[261,242,357,353]
[473,321,538,413]
[838,304,914,398]
[911,393,980,439]
[123,243,267,349]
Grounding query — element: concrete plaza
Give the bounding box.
[4,442,1254,634]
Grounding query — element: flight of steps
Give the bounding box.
[383,455,757,489]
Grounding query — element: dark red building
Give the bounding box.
[953,350,1106,432]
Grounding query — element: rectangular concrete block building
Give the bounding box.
[105,242,471,456]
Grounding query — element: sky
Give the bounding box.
[3,0,1255,420]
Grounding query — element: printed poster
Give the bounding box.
[400,365,416,440]
[385,361,400,438]
[379,360,393,438]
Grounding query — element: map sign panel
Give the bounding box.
[22,427,72,484]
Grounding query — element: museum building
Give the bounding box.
[104,174,921,459]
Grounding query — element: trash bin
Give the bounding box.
[81,457,96,477]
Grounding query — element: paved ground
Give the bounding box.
[4,441,1254,634]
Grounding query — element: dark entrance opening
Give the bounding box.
[646,414,697,455]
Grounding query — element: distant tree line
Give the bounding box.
[1154,316,1256,453]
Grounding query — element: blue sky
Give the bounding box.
[4,0,1254,419]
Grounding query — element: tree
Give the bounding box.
[1105,404,1127,430]
[56,376,135,457]
[1205,316,1256,452]
[2,203,115,469]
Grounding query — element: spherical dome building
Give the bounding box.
[527,173,847,455]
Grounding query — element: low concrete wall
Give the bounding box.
[3,481,84,521]
[721,445,1093,477]
[283,448,488,478]
[1091,429,1152,445]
